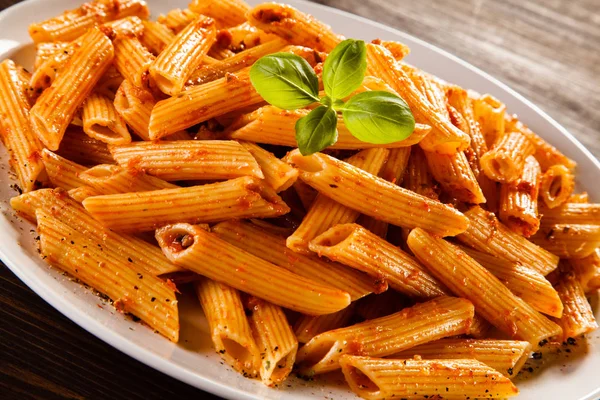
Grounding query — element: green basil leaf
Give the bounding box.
[341,91,415,144]
[322,39,367,100]
[249,52,319,110]
[295,106,338,155]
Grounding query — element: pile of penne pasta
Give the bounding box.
[1,0,599,398]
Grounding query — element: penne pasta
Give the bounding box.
[79,164,177,195]
[294,305,356,344]
[286,148,388,254]
[102,15,144,38]
[310,224,446,299]
[156,223,351,315]
[212,220,384,301]
[227,105,431,149]
[195,279,260,377]
[568,249,600,293]
[539,203,600,227]
[189,0,250,28]
[30,27,114,150]
[30,38,83,94]
[245,296,297,386]
[295,296,475,374]
[392,338,532,377]
[36,209,179,342]
[41,149,87,191]
[408,228,562,345]
[499,155,542,237]
[11,188,183,276]
[141,20,175,55]
[481,131,536,183]
[157,8,199,33]
[531,224,600,259]
[457,206,559,275]
[472,93,506,147]
[113,79,155,140]
[402,146,439,199]
[553,266,598,341]
[287,150,469,237]
[28,0,149,43]
[113,34,156,89]
[33,41,70,71]
[109,140,263,181]
[94,66,124,100]
[366,44,470,154]
[247,3,343,52]
[82,92,131,145]
[539,164,575,208]
[0,60,46,192]
[238,141,298,192]
[150,15,216,95]
[56,126,114,165]
[339,356,519,400]
[68,185,103,203]
[460,246,563,318]
[82,176,289,232]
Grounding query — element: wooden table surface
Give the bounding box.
[1,0,599,399]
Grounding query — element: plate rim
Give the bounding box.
[0,1,599,399]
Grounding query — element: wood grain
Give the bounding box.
[0,0,599,399]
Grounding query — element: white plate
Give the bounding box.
[1,1,599,399]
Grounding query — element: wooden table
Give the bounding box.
[1,0,598,399]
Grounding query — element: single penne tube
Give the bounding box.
[36,210,179,342]
[187,38,288,85]
[30,27,114,150]
[79,164,177,195]
[392,339,532,377]
[472,93,506,147]
[141,20,176,54]
[34,41,70,70]
[227,106,431,149]
[447,86,498,211]
[195,279,260,377]
[339,356,519,400]
[287,150,469,237]
[531,224,600,259]
[0,60,46,192]
[402,146,439,199]
[238,141,298,192]
[366,44,470,154]
[506,114,577,171]
[407,228,562,345]
[30,38,82,94]
[424,150,486,204]
[294,305,356,344]
[157,8,199,33]
[156,223,351,315]
[189,0,250,27]
[113,80,155,140]
[568,249,600,293]
[460,246,563,318]
[245,296,298,386]
[82,176,289,232]
[457,206,559,275]
[56,126,114,165]
[150,15,216,95]
[28,0,149,42]
[287,148,389,254]
[82,92,131,145]
[247,3,343,52]
[553,267,598,341]
[310,224,446,299]
[41,149,87,190]
[212,220,384,301]
[539,203,600,226]
[11,188,183,276]
[109,140,263,181]
[539,164,575,208]
[499,155,542,237]
[295,297,474,374]
[113,35,156,89]
[481,131,536,183]
[149,66,263,139]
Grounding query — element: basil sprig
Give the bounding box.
[250,39,415,155]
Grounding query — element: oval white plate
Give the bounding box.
[1,1,599,399]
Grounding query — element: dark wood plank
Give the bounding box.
[1,1,599,399]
